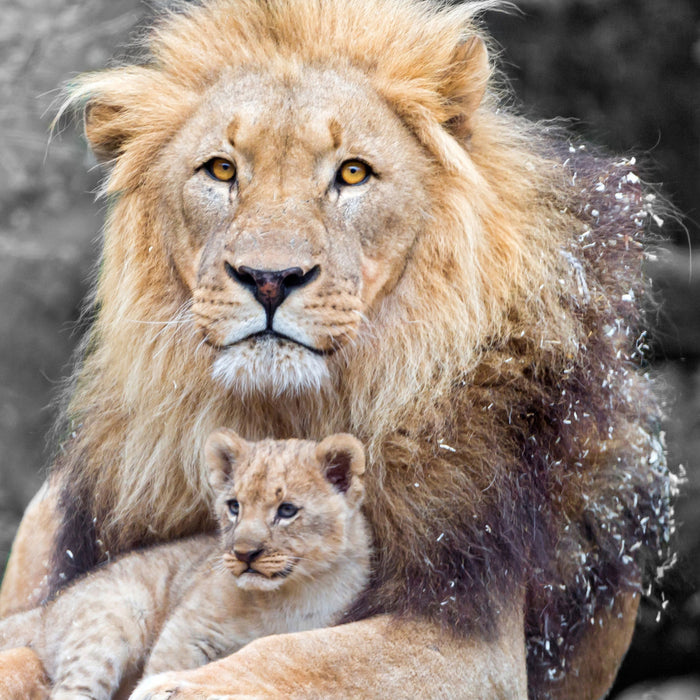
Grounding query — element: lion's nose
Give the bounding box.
[225,263,320,321]
[233,547,263,564]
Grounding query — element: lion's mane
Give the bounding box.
[51,0,673,695]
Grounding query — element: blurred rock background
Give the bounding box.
[0,0,698,696]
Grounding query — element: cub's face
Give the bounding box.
[205,429,366,592]
[159,67,432,395]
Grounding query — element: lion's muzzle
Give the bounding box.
[225,262,320,327]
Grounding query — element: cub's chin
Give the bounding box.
[212,335,330,397]
[234,570,292,592]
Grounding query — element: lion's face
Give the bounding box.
[158,68,432,395]
[205,429,366,592]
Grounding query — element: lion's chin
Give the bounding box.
[211,336,330,397]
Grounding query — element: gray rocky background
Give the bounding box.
[0,0,698,696]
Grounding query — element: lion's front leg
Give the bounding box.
[549,590,641,700]
[0,480,60,617]
[130,611,528,700]
[0,647,50,700]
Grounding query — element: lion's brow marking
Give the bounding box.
[328,118,343,150]
[226,115,240,147]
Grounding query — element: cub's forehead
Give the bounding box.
[234,439,324,499]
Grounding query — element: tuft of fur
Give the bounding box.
[48,1,674,696]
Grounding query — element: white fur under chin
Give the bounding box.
[212,337,330,397]
[234,572,287,592]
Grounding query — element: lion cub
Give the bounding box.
[0,431,370,700]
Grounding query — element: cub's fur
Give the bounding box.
[0,432,369,700]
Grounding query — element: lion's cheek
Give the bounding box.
[175,176,236,287]
[171,242,204,292]
[360,255,402,308]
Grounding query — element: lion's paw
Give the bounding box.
[129,673,197,700]
[130,673,262,700]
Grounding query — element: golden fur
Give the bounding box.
[1,1,672,697]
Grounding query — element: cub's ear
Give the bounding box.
[441,35,490,138]
[315,434,365,498]
[205,428,250,490]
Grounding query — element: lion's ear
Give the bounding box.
[441,35,490,139]
[315,434,365,500]
[84,99,129,162]
[62,67,155,163]
[205,428,250,490]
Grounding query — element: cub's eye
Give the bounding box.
[336,160,370,186]
[277,503,299,519]
[226,499,239,517]
[203,157,236,183]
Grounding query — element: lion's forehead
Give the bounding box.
[230,102,336,163]
[188,67,405,168]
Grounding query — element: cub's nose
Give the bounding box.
[233,547,264,564]
[225,263,320,320]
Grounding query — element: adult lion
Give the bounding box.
[0,0,672,698]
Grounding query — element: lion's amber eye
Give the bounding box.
[204,157,236,182]
[337,160,370,186]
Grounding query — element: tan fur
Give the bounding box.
[548,591,640,700]
[0,483,56,616]
[1,1,671,697]
[0,433,369,699]
[130,609,529,700]
[0,647,49,700]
